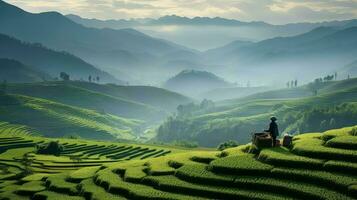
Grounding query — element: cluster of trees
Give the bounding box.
[88,75,100,82]
[307,73,338,95]
[36,141,63,156]
[217,140,239,151]
[177,99,215,118]
[59,72,100,83]
[286,80,298,88]
[285,103,357,134]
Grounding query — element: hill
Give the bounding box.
[1,125,357,199]
[0,93,142,140]
[7,82,166,122]
[6,81,192,120]
[199,86,270,101]
[0,33,120,83]
[0,0,196,84]
[65,81,192,112]
[157,78,357,147]
[0,59,51,83]
[163,70,233,98]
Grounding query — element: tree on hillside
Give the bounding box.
[36,141,63,156]
[308,78,324,96]
[323,75,334,82]
[217,140,239,151]
[96,76,100,82]
[294,80,298,87]
[286,81,290,88]
[88,75,92,82]
[60,72,70,81]
[200,99,215,110]
[0,80,7,94]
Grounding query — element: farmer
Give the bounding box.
[265,116,279,147]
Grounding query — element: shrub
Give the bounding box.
[217,140,239,151]
[350,127,357,136]
[36,141,63,156]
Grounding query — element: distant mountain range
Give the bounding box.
[203,26,357,84]
[67,14,357,50]
[1,0,357,87]
[163,70,233,97]
[0,0,196,84]
[67,14,270,28]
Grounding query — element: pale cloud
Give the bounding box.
[4,0,357,24]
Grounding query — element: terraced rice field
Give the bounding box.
[1,124,357,199]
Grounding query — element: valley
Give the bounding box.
[1,0,357,199]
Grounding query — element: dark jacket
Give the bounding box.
[266,121,279,137]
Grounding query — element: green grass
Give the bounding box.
[8,82,164,121]
[0,94,142,140]
[1,125,357,199]
[68,166,101,182]
[258,147,324,168]
[17,181,46,195]
[210,154,273,174]
[32,191,84,200]
[79,178,126,200]
[326,135,357,150]
[45,173,78,195]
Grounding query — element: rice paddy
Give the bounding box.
[1,123,357,199]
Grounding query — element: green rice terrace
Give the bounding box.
[1,121,357,199]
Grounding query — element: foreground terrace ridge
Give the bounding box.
[0,125,357,199]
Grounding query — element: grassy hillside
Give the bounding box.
[1,125,357,199]
[63,81,192,112]
[0,59,51,83]
[199,86,270,101]
[7,82,166,121]
[0,93,142,140]
[157,78,357,147]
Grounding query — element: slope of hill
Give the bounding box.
[0,58,51,83]
[0,0,195,84]
[199,86,270,101]
[339,60,357,78]
[0,33,120,83]
[7,82,165,121]
[1,125,357,199]
[157,78,357,146]
[0,93,142,140]
[64,81,192,112]
[164,70,233,98]
[203,26,357,84]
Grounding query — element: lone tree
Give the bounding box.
[88,75,92,82]
[96,76,100,82]
[294,80,298,87]
[60,72,70,81]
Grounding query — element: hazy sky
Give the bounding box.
[5,0,357,24]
